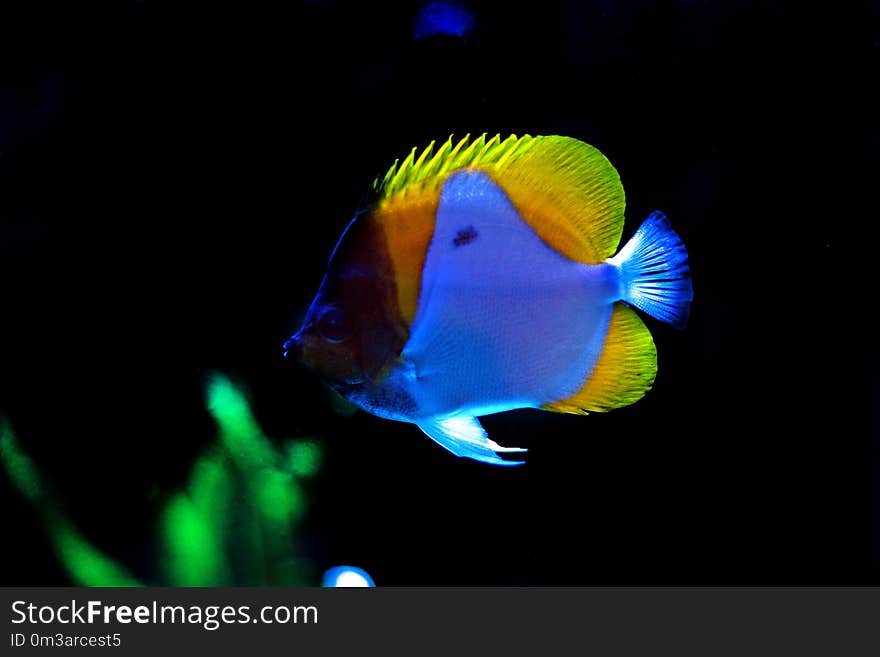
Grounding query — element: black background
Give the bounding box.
[1,1,874,585]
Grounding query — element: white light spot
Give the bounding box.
[335,570,371,587]
[322,565,375,587]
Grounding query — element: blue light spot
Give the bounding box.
[414,2,475,40]
[322,566,375,587]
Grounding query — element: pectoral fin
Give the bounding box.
[417,416,527,466]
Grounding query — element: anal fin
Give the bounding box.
[544,303,657,414]
[417,416,527,466]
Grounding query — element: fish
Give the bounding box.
[284,134,693,465]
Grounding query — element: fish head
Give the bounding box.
[284,213,405,391]
[285,301,362,386]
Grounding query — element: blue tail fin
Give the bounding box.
[608,211,693,329]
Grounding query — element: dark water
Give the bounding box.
[0,1,873,585]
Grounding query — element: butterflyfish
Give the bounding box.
[285,134,693,465]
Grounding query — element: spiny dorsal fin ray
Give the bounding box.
[376,134,538,199]
[375,134,625,263]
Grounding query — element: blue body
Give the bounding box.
[350,170,626,464]
[290,165,693,465]
[397,170,620,418]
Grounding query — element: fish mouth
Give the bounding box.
[282,334,303,360]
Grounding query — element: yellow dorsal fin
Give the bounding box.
[545,304,657,414]
[376,133,537,199]
[490,135,625,263]
[375,134,625,263]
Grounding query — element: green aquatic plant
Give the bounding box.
[0,373,322,586]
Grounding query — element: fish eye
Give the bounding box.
[316,305,352,344]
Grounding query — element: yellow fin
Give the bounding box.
[376,134,625,264]
[544,304,657,414]
[490,135,625,263]
[377,134,537,199]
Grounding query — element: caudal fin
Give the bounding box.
[608,211,693,329]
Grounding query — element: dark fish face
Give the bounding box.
[286,286,377,387]
[285,302,359,383]
[285,213,406,390]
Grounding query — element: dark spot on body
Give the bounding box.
[453,225,478,247]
